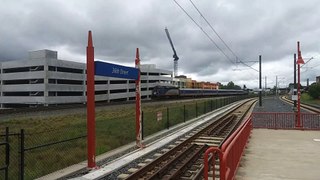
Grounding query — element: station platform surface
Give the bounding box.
[236,129,320,180]
[253,96,307,113]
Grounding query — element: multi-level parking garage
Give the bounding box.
[0,49,174,108]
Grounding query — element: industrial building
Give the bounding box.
[0,50,174,108]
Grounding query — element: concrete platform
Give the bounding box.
[236,129,320,180]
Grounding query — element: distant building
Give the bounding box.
[173,75,187,88]
[174,75,219,89]
[198,81,219,89]
[316,76,320,84]
[0,50,173,108]
[185,78,193,88]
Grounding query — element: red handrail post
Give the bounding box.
[204,147,222,180]
[86,31,96,168]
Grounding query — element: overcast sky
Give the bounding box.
[1,0,319,88]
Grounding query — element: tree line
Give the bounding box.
[219,81,243,90]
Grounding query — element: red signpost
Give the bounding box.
[135,48,144,148]
[86,31,96,168]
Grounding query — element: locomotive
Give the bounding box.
[151,85,248,99]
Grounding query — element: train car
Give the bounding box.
[151,85,179,99]
[216,89,246,96]
[179,88,219,97]
[202,89,220,96]
[152,85,248,99]
[179,88,204,97]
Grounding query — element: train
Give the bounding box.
[151,85,248,99]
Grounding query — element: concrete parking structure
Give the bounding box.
[0,49,174,108]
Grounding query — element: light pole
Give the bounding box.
[259,55,262,106]
[293,54,297,109]
[296,41,305,128]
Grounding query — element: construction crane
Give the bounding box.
[165,27,179,77]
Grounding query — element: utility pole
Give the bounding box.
[276,76,278,96]
[259,55,262,106]
[265,76,267,96]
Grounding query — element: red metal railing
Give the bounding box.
[301,113,320,130]
[252,112,320,130]
[221,116,252,180]
[203,115,253,180]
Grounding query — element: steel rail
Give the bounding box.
[281,96,320,113]
[124,99,256,180]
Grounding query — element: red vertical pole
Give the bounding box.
[87,31,96,168]
[296,41,304,128]
[297,62,301,127]
[135,48,143,147]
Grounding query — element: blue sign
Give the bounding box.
[94,61,139,80]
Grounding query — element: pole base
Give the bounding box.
[136,141,146,148]
[87,166,100,170]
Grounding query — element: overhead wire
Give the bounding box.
[172,0,235,65]
[189,0,238,59]
[300,57,314,68]
[187,0,259,72]
[239,61,259,72]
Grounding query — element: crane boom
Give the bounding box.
[165,28,179,61]
[165,27,179,77]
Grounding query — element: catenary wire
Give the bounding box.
[189,0,238,59]
[188,0,259,72]
[173,0,235,65]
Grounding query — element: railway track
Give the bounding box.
[114,99,256,180]
[281,96,320,113]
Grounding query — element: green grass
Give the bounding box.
[301,93,320,105]
[0,96,250,179]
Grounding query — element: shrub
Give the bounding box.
[308,83,320,99]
